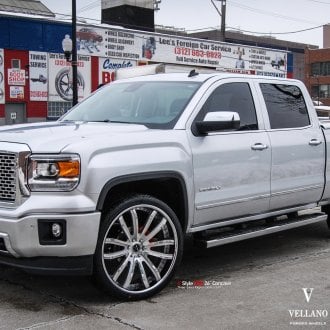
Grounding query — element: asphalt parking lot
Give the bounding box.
[0,221,329,330]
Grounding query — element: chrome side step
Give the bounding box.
[195,213,327,249]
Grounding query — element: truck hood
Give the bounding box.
[0,121,149,152]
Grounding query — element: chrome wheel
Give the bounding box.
[94,195,183,299]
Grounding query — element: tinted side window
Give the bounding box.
[260,83,310,129]
[197,82,258,130]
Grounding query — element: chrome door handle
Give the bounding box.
[251,143,268,151]
[309,139,322,146]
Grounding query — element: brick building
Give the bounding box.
[305,48,330,105]
[305,25,330,106]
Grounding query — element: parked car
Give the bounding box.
[0,71,329,300]
[311,100,330,118]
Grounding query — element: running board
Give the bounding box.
[195,213,327,249]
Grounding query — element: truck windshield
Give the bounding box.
[61,81,201,129]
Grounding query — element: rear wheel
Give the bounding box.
[94,195,183,300]
[321,205,330,229]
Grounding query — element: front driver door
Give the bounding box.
[188,79,271,227]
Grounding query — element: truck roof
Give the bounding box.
[114,72,299,84]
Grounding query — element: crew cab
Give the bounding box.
[0,72,329,300]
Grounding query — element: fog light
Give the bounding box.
[52,223,62,238]
[38,219,66,245]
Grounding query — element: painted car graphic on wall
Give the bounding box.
[77,28,103,54]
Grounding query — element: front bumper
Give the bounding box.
[0,211,101,258]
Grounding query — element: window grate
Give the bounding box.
[47,101,72,119]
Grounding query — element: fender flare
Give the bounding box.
[96,171,189,230]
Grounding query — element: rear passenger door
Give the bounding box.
[189,79,271,226]
[258,82,325,210]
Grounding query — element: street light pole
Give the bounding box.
[317,77,320,104]
[72,0,78,106]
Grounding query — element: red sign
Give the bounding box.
[8,69,25,86]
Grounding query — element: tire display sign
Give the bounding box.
[77,25,288,77]
[8,68,25,86]
[98,57,136,84]
[29,51,48,101]
[48,53,91,102]
[0,49,4,104]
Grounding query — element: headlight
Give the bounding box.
[28,154,80,192]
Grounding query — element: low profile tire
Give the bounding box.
[94,195,183,300]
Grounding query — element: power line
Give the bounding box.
[0,2,325,39]
[229,1,319,25]
[0,3,102,23]
[186,24,324,35]
[308,0,330,4]
[77,1,100,14]
[226,24,324,35]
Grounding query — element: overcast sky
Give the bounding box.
[41,0,330,48]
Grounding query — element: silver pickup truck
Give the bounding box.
[0,72,329,300]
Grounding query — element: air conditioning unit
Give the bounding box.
[101,0,155,32]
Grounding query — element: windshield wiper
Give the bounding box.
[87,119,111,122]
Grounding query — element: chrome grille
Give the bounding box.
[0,152,16,202]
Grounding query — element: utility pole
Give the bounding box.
[220,0,226,42]
[72,0,78,106]
[211,0,227,42]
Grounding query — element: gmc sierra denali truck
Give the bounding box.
[0,72,329,300]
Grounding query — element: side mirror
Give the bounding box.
[194,111,240,135]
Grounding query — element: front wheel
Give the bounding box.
[94,195,183,300]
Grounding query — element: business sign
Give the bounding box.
[29,51,48,101]
[8,68,25,85]
[0,49,4,104]
[98,57,136,84]
[10,86,24,99]
[77,25,288,77]
[48,53,91,102]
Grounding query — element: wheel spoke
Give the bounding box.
[119,216,132,241]
[105,238,130,247]
[146,239,175,248]
[142,255,161,281]
[137,258,150,289]
[140,210,157,239]
[123,258,136,289]
[104,249,128,260]
[131,209,139,240]
[113,255,130,282]
[144,218,167,242]
[145,250,173,260]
